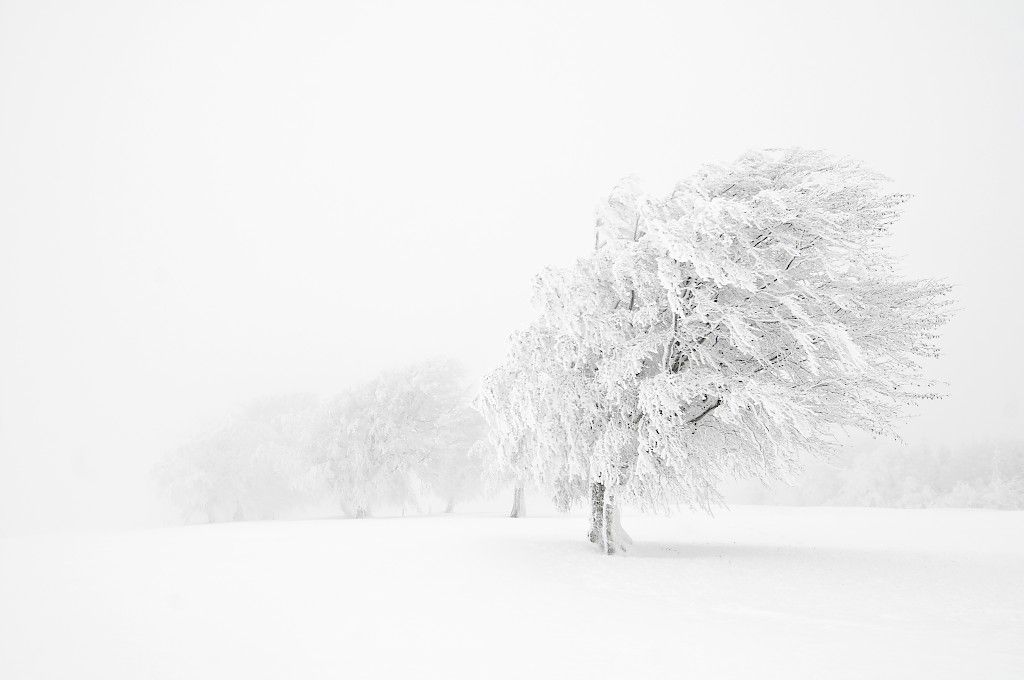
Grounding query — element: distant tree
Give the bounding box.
[477,322,586,518]
[406,361,487,513]
[422,405,487,514]
[156,394,320,522]
[313,360,486,517]
[480,149,952,553]
[314,376,427,518]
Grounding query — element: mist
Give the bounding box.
[2,0,1022,535]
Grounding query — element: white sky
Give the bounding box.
[2,0,1022,532]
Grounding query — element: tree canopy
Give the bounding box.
[479,149,951,552]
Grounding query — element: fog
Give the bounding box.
[2,0,1022,534]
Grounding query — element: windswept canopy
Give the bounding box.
[480,149,951,514]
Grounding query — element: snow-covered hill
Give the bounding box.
[2,507,1022,679]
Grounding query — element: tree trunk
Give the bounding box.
[510,484,525,518]
[588,477,632,554]
[588,480,605,544]
[444,498,455,514]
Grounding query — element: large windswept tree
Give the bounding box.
[479,149,951,554]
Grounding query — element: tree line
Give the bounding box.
[155,360,493,522]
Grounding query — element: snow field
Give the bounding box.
[1,506,1021,679]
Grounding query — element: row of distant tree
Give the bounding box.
[155,360,494,522]
[731,439,1024,510]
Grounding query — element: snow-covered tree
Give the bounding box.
[312,378,427,517]
[476,322,589,517]
[480,149,952,553]
[312,360,486,516]
[404,361,487,513]
[156,394,321,522]
[159,361,488,524]
[422,405,486,514]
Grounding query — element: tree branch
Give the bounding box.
[689,397,722,424]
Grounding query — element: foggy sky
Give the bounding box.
[2,0,1022,532]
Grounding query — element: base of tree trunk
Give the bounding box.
[510,484,525,518]
[588,479,632,554]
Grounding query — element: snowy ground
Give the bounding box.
[1,506,1022,679]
